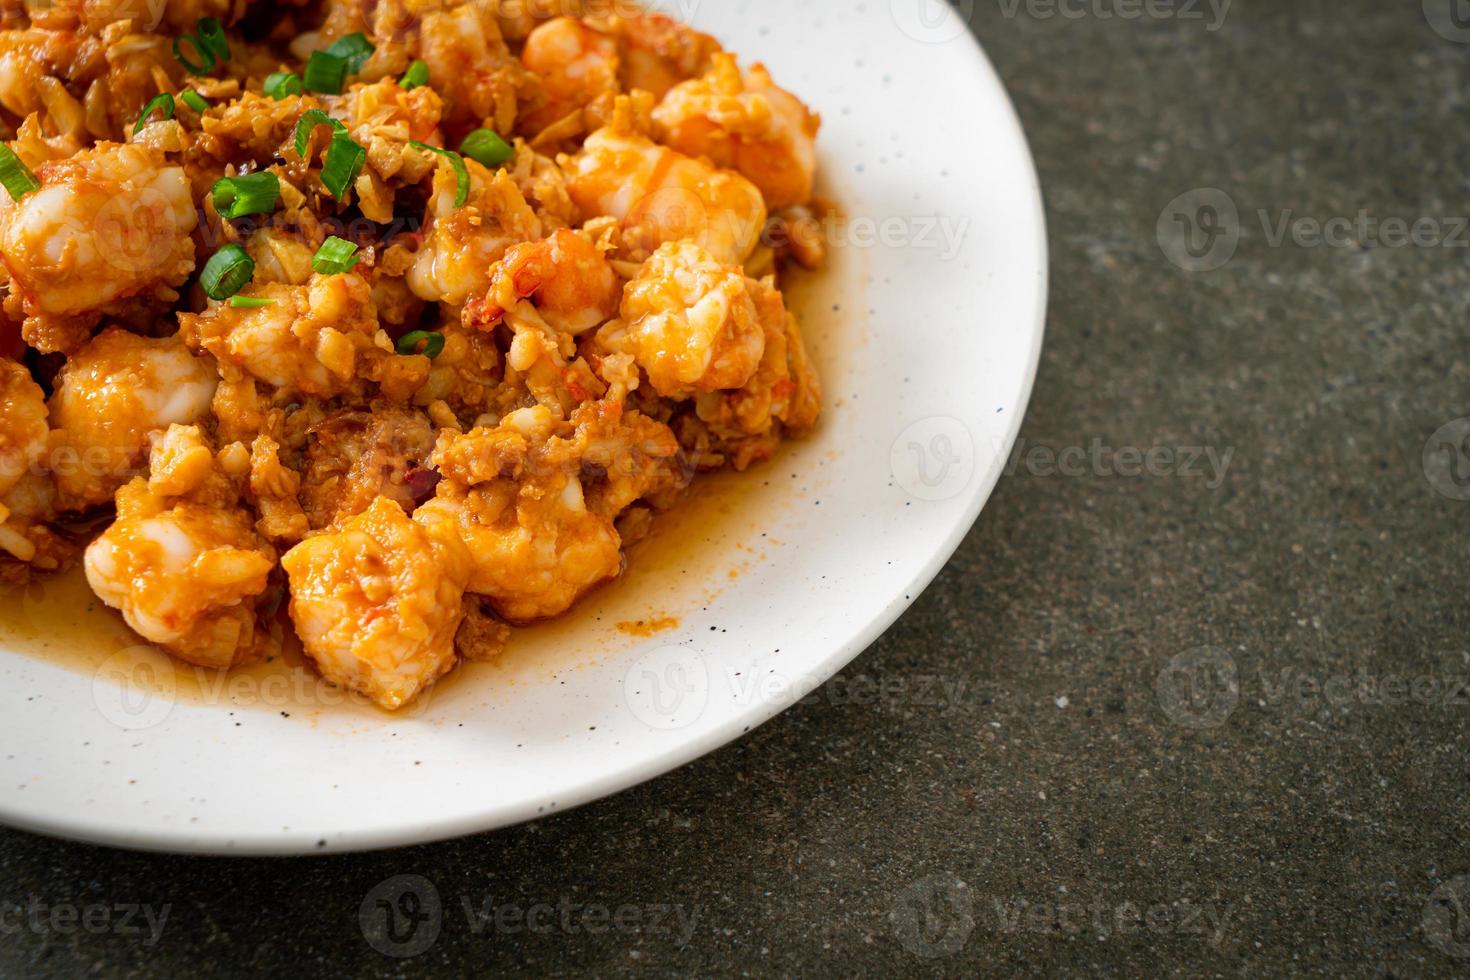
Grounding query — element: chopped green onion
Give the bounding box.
[212,171,280,220]
[396,330,444,359]
[200,243,255,300]
[196,17,230,64]
[0,145,39,202]
[325,32,374,73]
[263,72,302,100]
[303,50,348,94]
[172,34,214,74]
[293,109,347,158]
[228,296,276,308]
[460,128,514,169]
[321,131,366,200]
[311,236,360,274]
[133,93,175,135]
[409,141,469,208]
[179,89,209,113]
[399,60,429,90]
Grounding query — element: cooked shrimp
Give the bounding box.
[464,228,620,335]
[0,359,49,501]
[653,53,820,209]
[598,240,766,398]
[688,275,822,469]
[408,161,544,306]
[0,359,55,564]
[281,495,471,711]
[609,12,721,100]
[520,16,619,134]
[414,405,623,622]
[49,328,218,510]
[84,425,279,669]
[417,1,530,134]
[565,111,767,264]
[0,141,196,352]
[180,273,383,399]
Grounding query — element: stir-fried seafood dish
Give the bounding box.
[0,0,824,709]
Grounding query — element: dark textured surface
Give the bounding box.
[3,2,1468,976]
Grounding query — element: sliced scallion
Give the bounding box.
[321,131,366,200]
[396,330,444,359]
[0,145,40,202]
[196,17,230,64]
[459,128,514,169]
[263,72,302,100]
[133,93,175,135]
[293,109,347,158]
[311,236,360,274]
[399,60,429,90]
[200,243,255,300]
[303,50,348,94]
[228,296,276,309]
[212,171,280,220]
[180,89,209,113]
[172,33,215,74]
[325,32,374,73]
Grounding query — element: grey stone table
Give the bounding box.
[3,2,1467,976]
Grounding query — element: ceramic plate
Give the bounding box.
[0,0,1046,854]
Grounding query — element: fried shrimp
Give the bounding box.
[0,142,196,353]
[282,495,471,710]
[85,425,279,669]
[0,2,825,710]
[597,240,766,398]
[465,227,620,335]
[566,104,767,264]
[49,328,218,510]
[652,53,820,210]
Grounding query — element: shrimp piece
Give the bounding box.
[609,12,721,100]
[49,328,218,511]
[85,425,279,670]
[0,141,196,353]
[688,276,822,469]
[565,110,767,264]
[520,16,619,134]
[0,359,49,501]
[408,161,543,306]
[417,1,531,134]
[464,228,620,335]
[414,405,623,622]
[653,53,820,209]
[597,240,765,399]
[281,495,471,710]
[0,359,56,565]
[180,273,383,399]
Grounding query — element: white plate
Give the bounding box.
[0,0,1046,854]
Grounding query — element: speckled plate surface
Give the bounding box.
[0,0,1046,854]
